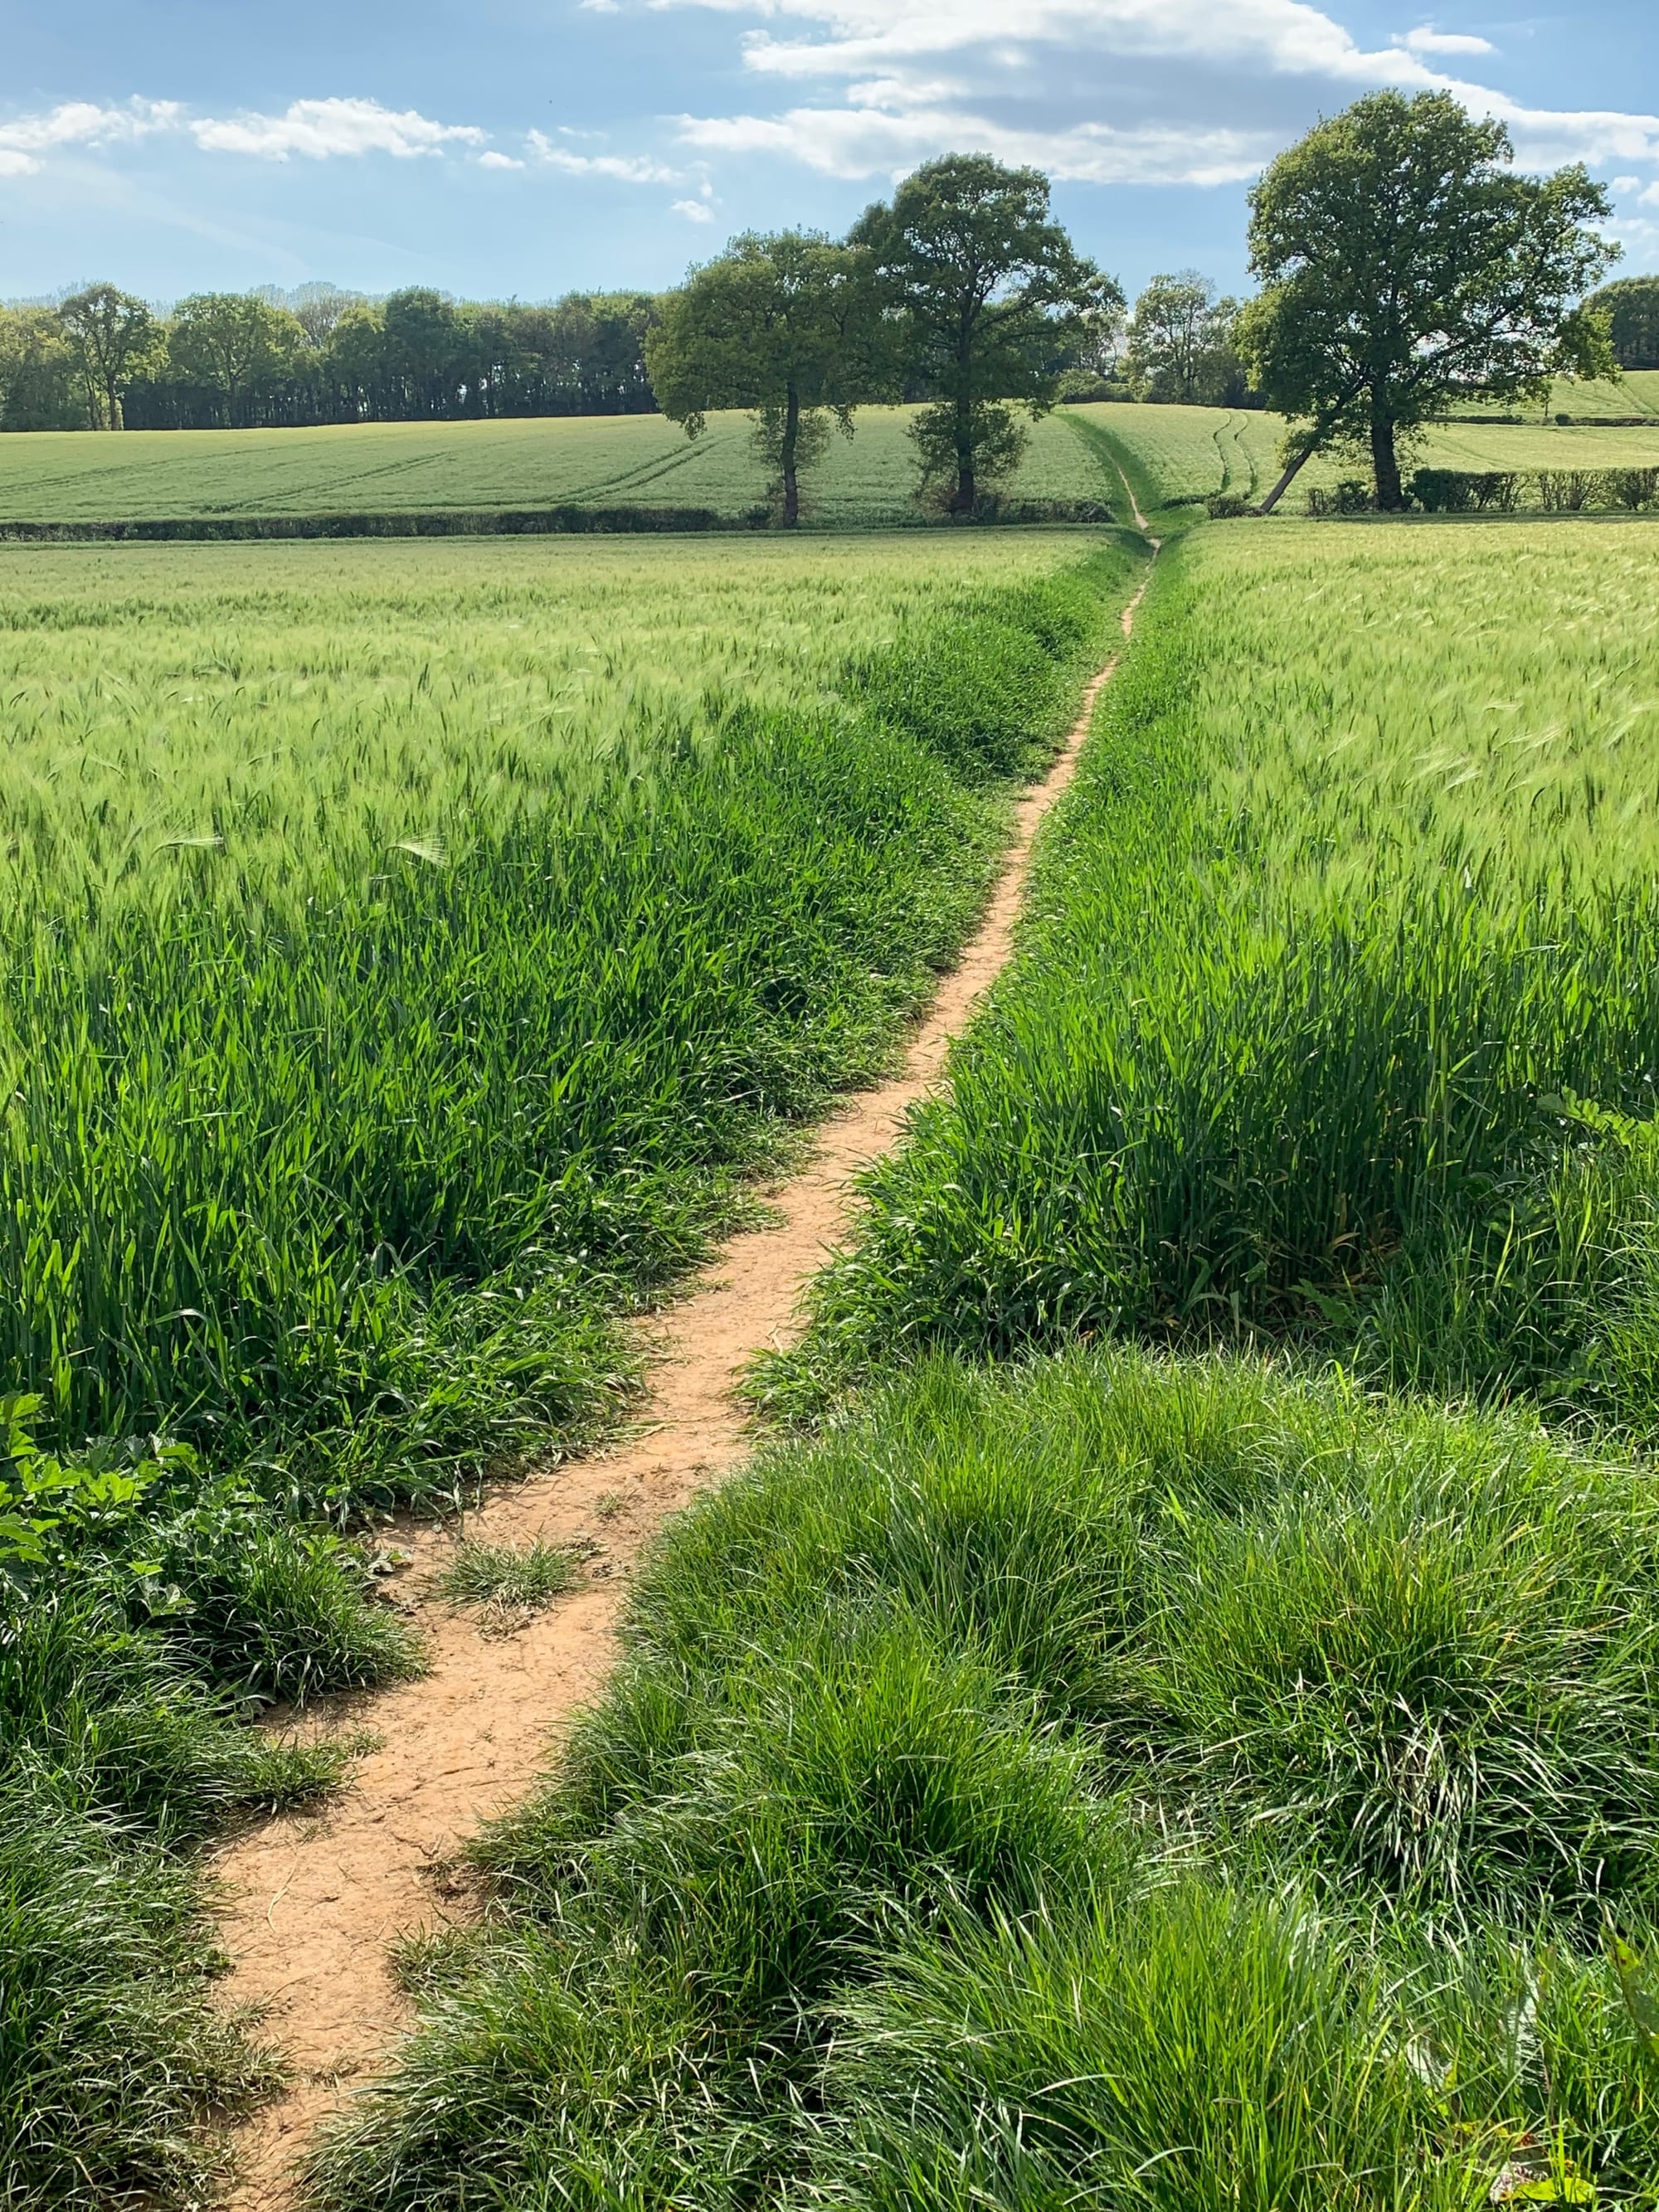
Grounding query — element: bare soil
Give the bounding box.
[210,576,1151,2207]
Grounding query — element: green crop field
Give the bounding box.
[315,510,1659,2212]
[0,523,1151,2209]
[0,404,1111,527]
[1073,395,1659,510]
[777,518,1659,1418]
[17,405,1659,2212]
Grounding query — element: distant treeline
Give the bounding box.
[0,284,662,431]
[1590,277,1659,372]
[0,258,1264,435]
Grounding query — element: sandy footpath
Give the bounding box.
[211,567,1153,2208]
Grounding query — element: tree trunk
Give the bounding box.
[1370,411,1404,511]
[105,378,122,432]
[781,380,800,527]
[952,390,975,515]
[1256,445,1315,515]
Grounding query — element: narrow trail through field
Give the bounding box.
[212,559,1155,2210]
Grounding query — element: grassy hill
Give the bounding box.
[0,406,1112,529]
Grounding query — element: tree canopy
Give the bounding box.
[1586,276,1659,371]
[1126,271,1248,406]
[56,284,159,431]
[645,231,880,525]
[168,294,304,426]
[1238,92,1618,510]
[852,153,1115,513]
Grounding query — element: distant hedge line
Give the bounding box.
[1307,466,1659,516]
[0,496,1114,544]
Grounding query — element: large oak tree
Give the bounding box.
[851,154,1115,514]
[645,230,878,526]
[1238,92,1618,511]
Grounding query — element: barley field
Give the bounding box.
[0,405,1110,526]
[321,512,1659,2212]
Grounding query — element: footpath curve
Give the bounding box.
[212,560,1155,2210]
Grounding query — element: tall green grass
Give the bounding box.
[2,527,1146,2210]
[767,523,1659,1433]
[308,1349,1659,2210]
[0,532,1140,1510]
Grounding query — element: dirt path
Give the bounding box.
[210,571,1153,2209]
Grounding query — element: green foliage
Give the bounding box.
[0,1782,274,2211]
[167,291,306,425]
[853,155,1117,513]
[1239,92,1618,508]
[646,230,882,523]
[56,283,160,430]
[433,1536,584,1621]
[1126,270,1246,406]
[767,523,1659,1433]
[1586,277,1659,372]
[309,1349,1659,2210]
[0,532,1136,1514]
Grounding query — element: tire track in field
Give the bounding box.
[210,558,1157,2210]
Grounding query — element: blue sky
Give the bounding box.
[2,2,1656,307]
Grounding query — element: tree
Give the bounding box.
[1586,277,1659,371]
[0,307,80,430]
[851,153,1117,513]
[56,284,159,430]
[1238,93,1618,512]
[168,294,304,426]
[383,289,465,417]
[1126,270,1245,405]
[646,231,879,525]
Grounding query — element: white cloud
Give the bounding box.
[678,102,1272,185]
[0,97,181,173]
[478,149,525,169]
[190,96,486,160]
[666,0,1435,90]
[657,0,1659,200]
[671,196,716,219]
[526,129,684,182]
[1398,27,1496,56]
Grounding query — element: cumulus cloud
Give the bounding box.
[0,96,181,173]
[0,92,491,177]
[190,97,486,160]
[659,0,1659,200]
[671,196,716,219]
[678,102,1273,186]
[478,149,525,168]
[1398,27,1496,57]
[668,0,1435,89]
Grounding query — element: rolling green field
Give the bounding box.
[1076,395,1659,509]
[0,405,1110,526]
[18,424,1659,2212]
[318,510,1659,2212]
[0,525,1151,2210]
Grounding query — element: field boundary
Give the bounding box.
[208,554,1155,2210]
[0,498,1117,543]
